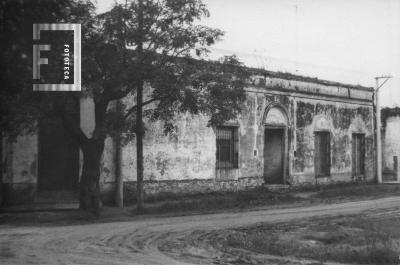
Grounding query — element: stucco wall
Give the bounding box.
[1,74,375,205]
[383,116,400,171]
[119,112,216,182]
[225,89,374,185]
[1,134,38,204]
[291,98,374,183]
[2,134,38,184]
[100,79,374,188]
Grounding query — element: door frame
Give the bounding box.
[314,130,331,177]
[264,125,288,184]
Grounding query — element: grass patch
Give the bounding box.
[139,187,300,214]
[312,183,400,199]
[130,183,400,215]
[224,214,400,264]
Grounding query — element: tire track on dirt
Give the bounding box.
[1,196,400,265]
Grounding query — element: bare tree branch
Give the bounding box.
[102,85,132,102]
[124,97,158,119]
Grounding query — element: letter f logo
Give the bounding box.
[32,24,81,91]
[33,44,50,80]
[33,24,50,80]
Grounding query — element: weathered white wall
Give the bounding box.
[383,116,400,170]
[236,89,374,184]
[99,83,374,185]
[2,74,376,204]
[2,134,38,184]
[291,99,374,183]
[120,112,216,181]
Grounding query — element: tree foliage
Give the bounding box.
[0,0,250,213]
[95,0,250,211]
[94,0,250,132]
[0,0,95,137]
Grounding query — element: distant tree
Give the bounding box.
[0,0,250,214]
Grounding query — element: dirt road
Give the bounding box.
[1,196,400,265]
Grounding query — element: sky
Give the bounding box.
[96,0,400,107]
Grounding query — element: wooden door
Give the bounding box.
[314,131,331,177]
[264,128,284,184]
[352,134,365,177]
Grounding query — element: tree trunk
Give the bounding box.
[115,101,123,207]
[0,132,3,207]
[136,81,144,212]
[79,138,105,216]
[56,95,109,215]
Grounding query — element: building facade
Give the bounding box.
[1,70,375,205]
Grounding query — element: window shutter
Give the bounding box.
[233,128,239,168]
[325,133,331,176]
[360,135,365,175]
[314,133,321,176]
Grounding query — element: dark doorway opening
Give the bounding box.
[264,128,285,184]
[314,131,331,177]
[352,133,365,177]
[38,101,79,192]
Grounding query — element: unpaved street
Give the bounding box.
[1,196,400,265]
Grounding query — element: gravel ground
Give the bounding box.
[1,196,400,265]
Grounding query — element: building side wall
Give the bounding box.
[291,97,374,183]
[383,116,400,171]
[1,134,38,205]
[1,77,375,205]
[100,82,374,197]
[120,113,216,182]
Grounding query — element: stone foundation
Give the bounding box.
[120,176,264,203]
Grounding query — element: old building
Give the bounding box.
[1,69,375,206]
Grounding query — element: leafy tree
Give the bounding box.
[0,0,249,213]
[97,0,250,212]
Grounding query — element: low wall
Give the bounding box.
[119,176,264,203]
[98,172,368,204]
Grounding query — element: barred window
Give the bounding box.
[216,126,239,169]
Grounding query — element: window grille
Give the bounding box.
[216,126,238,169]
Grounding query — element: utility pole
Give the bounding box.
[115,0,129,208]
[375,75,392,183]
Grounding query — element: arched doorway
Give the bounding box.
[263,103,289,184]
